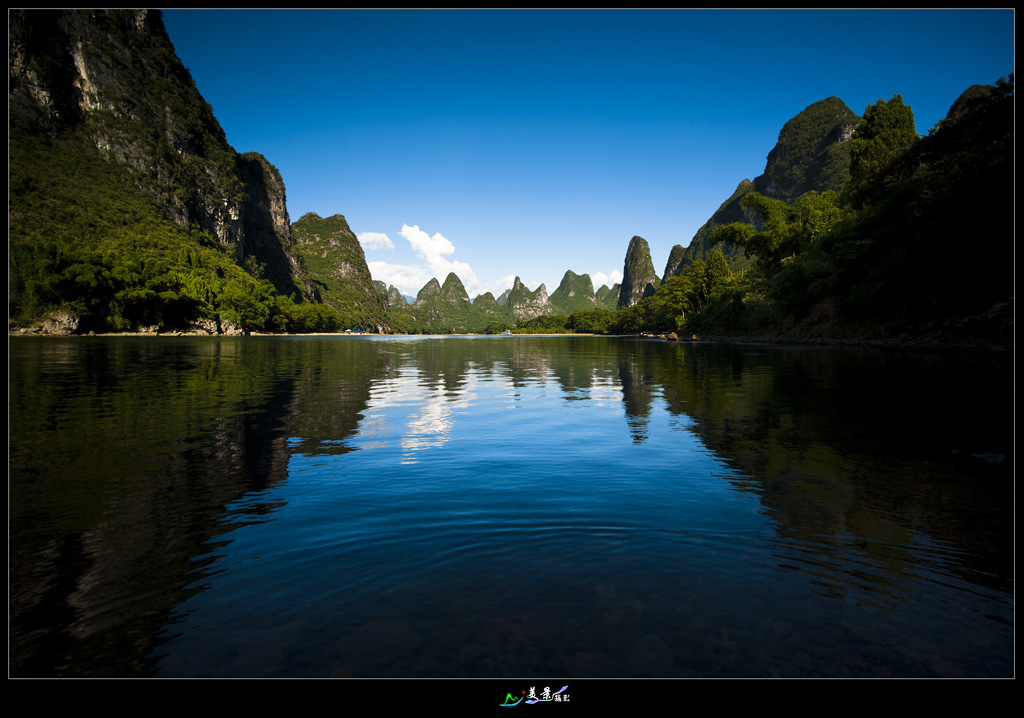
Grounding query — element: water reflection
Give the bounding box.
[399,367,476,463]
[8,336,1013,677]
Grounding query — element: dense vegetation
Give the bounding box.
[7,127,360,334]
[675,97,861,274]
[549,271,601,314]
[687,80,1014,345]
[11,127,232,332]
[289,213,391,332]
[515,79,1013,348]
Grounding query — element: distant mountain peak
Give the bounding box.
[416,277,442,303]
[618,236,660,309]
[507,276,554,320]
[550,269,598,314]
[440,272,470,304]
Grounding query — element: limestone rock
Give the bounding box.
[41,310,80,335]
[506,277,554,321]
[617,236,660,310]
[439,272,471,305]
[416,277,442,304]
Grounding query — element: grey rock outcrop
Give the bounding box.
[386,285,408,309]
[506,277,554,321]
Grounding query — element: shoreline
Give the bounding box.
[676,332,1012,353]
[9,328,1010,352]
[9,330,379,338]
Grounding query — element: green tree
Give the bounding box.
[566,308,613,334]
[846,94,920,208]
[516,314,570,334]
[710,192,800,280]
[611,303,647,334]
[484,321,516,334]
[219,278,276,332]
[793,190,844,248]
[652,275,695,332]
[828,76,1012,320]
[703,247,732,304]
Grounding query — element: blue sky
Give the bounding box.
[161,9,1014,299]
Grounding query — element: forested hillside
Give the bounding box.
[642,80,1014,348]
[672,97,861,276]
[9,10,384,335]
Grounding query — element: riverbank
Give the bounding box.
[671,326,1013,353]
[8,330,380,338]
[10,324,1011,352]
[674,299,1014,353]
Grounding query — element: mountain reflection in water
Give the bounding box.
[8,335,1013,677]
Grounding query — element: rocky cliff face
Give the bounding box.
[9,10,278,271]
[758,97,859,202]
[506,277,554,321]
[617,236,660,309]
[673,97,860,275]
[238,152,304,298]
[661,244,687,283]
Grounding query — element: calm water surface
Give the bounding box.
[8,335,1013,677]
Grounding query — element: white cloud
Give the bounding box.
[591,270,623,288]
[358,231,394,251]
[398,224,483,297]
[365,225,599,301]
[496,275,517,293]
[367,261,433,297]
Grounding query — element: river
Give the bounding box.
[8,335,1014,677]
